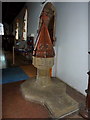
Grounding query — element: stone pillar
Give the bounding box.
[33,56,54,87]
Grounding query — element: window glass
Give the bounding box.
[15,20,19,39]
[22,9,27,41]
[0,23,4,35]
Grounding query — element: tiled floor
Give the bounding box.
[2,51,86,119]
[2,81,50,118]
[20,64,37,77]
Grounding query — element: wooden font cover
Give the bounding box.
[33,12,55,58]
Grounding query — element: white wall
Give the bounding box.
[26,2,42,39]
[53,2,88,95]
[88,2,90,70]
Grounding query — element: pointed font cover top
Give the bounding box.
[33,12,55,58]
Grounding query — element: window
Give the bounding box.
[22,8,27,41]
[0,23,4,35]
[15,19,19,39]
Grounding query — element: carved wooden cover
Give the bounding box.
[33,12,55,58]
[38,2,56,45]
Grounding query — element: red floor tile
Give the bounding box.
[2,81,50,118]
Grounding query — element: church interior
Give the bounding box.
[1,1,90,119]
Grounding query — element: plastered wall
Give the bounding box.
[54,2,88,95]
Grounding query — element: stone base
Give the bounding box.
[21,77,79,118]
